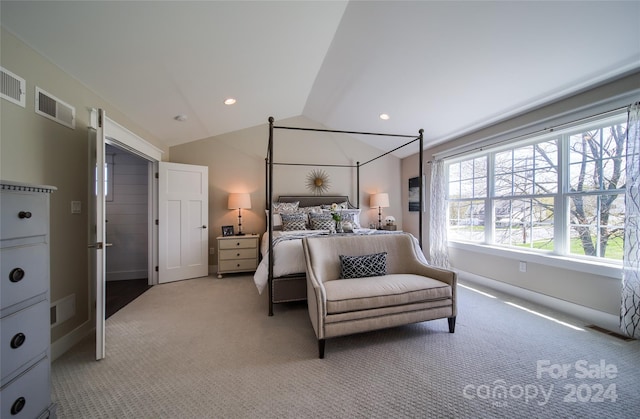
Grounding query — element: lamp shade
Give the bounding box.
[228,193,251,209]
[370,193,389,208]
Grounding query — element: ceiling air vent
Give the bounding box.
[1,66,26,107]
[35,87,75,129]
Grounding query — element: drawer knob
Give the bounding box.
[18,211,32,219]
[11,397,26,415]
[11,333,26,349]
[9,268,25,283]
[236,253,240,257]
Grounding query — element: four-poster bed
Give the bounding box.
[261,117,424,316]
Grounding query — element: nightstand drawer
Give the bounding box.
[219,258,258,272]
[219,248,257,260]
[1,300,49,379]
[219,239,257,250]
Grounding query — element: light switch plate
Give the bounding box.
[71,201,82,214]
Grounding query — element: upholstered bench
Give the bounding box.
[302,233,457,358]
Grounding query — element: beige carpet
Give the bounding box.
[52,275,640,418]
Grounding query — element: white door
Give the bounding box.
[158,162,209,283]
[88,109,107,360]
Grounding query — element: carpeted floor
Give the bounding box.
[51,275,640,418]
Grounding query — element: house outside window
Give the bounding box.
[446,111,630,263]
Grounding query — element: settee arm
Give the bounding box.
[411,262,457,287]
[303,239,326,340]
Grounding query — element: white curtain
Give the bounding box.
[621,102,640,338]
[429,159,450,268]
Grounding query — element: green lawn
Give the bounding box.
[517,236,623,260]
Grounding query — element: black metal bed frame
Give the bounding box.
[265,116,424,315]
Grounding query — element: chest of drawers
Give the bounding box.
[217,235,259,278]
[1,181,57,419]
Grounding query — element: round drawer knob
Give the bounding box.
[11,396,26,415]
[18,211,32,219]
[11,333,26,349]
[9,268,25,283]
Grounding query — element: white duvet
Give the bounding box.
[253,229,427,294]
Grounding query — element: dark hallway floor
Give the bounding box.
[106,278,151,319]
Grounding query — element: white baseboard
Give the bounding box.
[457,270,620,332]
[51,319,93,361]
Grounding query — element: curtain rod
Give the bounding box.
[434,103,632,162]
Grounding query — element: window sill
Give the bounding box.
[448,241,622,279]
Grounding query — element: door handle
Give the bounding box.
[202,225,207,229]
[88,242,113,249]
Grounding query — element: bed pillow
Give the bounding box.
[309,212,334,230]
[334,208,362,228]
[272,201,299,213]
[264,210,283,230]
[339,252,387,279]
[280,212,307,231]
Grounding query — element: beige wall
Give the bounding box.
[0,29,167,345]
[170,115,403,264]
[401,71,640,318]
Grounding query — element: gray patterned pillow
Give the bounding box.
[339,252,387,279]
[272,201,299,213]
[309,212,334,230]
[335,209,362,228]
[280,212,307,231]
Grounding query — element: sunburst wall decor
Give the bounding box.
[306,169,330,195]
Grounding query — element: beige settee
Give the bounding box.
[302,233,457,358]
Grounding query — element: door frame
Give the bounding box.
[90,109,163,286]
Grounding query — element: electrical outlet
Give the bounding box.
[519,261,527,273]
[210,247,215,255]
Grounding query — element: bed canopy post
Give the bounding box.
[356,161,360,208]
[418,129,424,249]
[267,116,275,316]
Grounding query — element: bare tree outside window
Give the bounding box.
[446,112,629,262]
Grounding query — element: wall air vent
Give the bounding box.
[1,66,26,107]
[35,87,75,129]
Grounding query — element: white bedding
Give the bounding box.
[253,229,427,294]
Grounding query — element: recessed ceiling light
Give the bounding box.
[379,113,390,120]
[174,114,187,122]
[224,98,237,105]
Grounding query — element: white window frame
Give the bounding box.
[445,108,630,279]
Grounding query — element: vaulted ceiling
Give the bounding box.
[2,1,639,158]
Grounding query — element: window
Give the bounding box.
[446,111,630,262]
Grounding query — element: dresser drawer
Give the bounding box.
[1,244,48,310]
[219,248,257,260]
[1,356,50,419]
[0,191,48,241]
[219,258,258,272]
[219,238,257,250]
[1,300,49,379]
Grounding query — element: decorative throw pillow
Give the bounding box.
[339,252,387,279]
[280,212,307,231]
[335,208,362,228]
[272,201,299,213]
[309,212,334,230]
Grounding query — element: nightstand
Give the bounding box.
[217,234,259,278]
